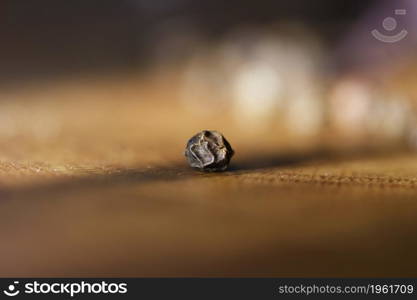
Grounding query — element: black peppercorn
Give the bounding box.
[184,130,234,172]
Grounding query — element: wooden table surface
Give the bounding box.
[1,74,417,277]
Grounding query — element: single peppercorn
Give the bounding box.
[184,130,234,172]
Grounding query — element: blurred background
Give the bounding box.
[1,0,417,165]
[2,0,417,277]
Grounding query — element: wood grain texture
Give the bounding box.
[0,74,417,277]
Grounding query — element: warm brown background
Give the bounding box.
[1,73,417,277]
[2,0,417,278]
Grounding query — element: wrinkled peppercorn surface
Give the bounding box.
[185,130,234,171]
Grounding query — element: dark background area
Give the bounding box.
[1,0,375,85]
